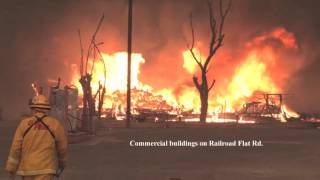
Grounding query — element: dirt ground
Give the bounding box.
[1,120,320,180]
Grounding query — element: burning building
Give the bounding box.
[1,0,319,124]
[69,26,302,124]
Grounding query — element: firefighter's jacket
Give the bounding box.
[5,112,68,176]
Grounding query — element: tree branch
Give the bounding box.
[193,75,201,91]
[206,64,211,74]
[188,13,204,70]
[78,29,84,76]
[204,0,231,70]
[208,0,217,57]
[208,79,216,91]
[85,14,105,75]
[94,82,102,100]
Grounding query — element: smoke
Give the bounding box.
[0,0,320,119]
[285,56,320,113]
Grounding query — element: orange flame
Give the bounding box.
[70,27,301,121]
[180,27,301,116]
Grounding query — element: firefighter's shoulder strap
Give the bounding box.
[22,115,56,139]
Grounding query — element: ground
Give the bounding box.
[0,120,320,180]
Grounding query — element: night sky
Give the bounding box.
[0,0,319,119]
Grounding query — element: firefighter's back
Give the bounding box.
[17,113,63,175]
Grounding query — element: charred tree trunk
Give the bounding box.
[79,74,95,133]
[188,0,231,123]
[200,71,209,123]
[200,91,208,123]
[194,71,211,123]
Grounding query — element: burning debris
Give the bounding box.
[236,93,299,123]
[29,1,302,127]
[301,114,320,123]
[67,27,302,124]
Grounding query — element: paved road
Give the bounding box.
[1,120,320,180]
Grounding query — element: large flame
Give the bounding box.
[72,52,154,113]
[72,52,151,93]
[182,48,205,74]
[180,27,301,117]
[216,51,279,111]
[71,27,301,121]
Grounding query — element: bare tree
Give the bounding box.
[78,14,106,133]
[188,0,231,123]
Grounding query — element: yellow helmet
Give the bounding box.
[29,95,51,110]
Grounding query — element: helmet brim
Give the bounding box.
[29,104,51,110]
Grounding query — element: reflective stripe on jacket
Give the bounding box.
[5,112,68,176]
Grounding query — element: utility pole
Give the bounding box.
[126,0,133,128]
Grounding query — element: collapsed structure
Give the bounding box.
[46,83,299,131]
[30,19,308,133]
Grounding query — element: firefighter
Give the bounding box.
[5,95,68,180]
